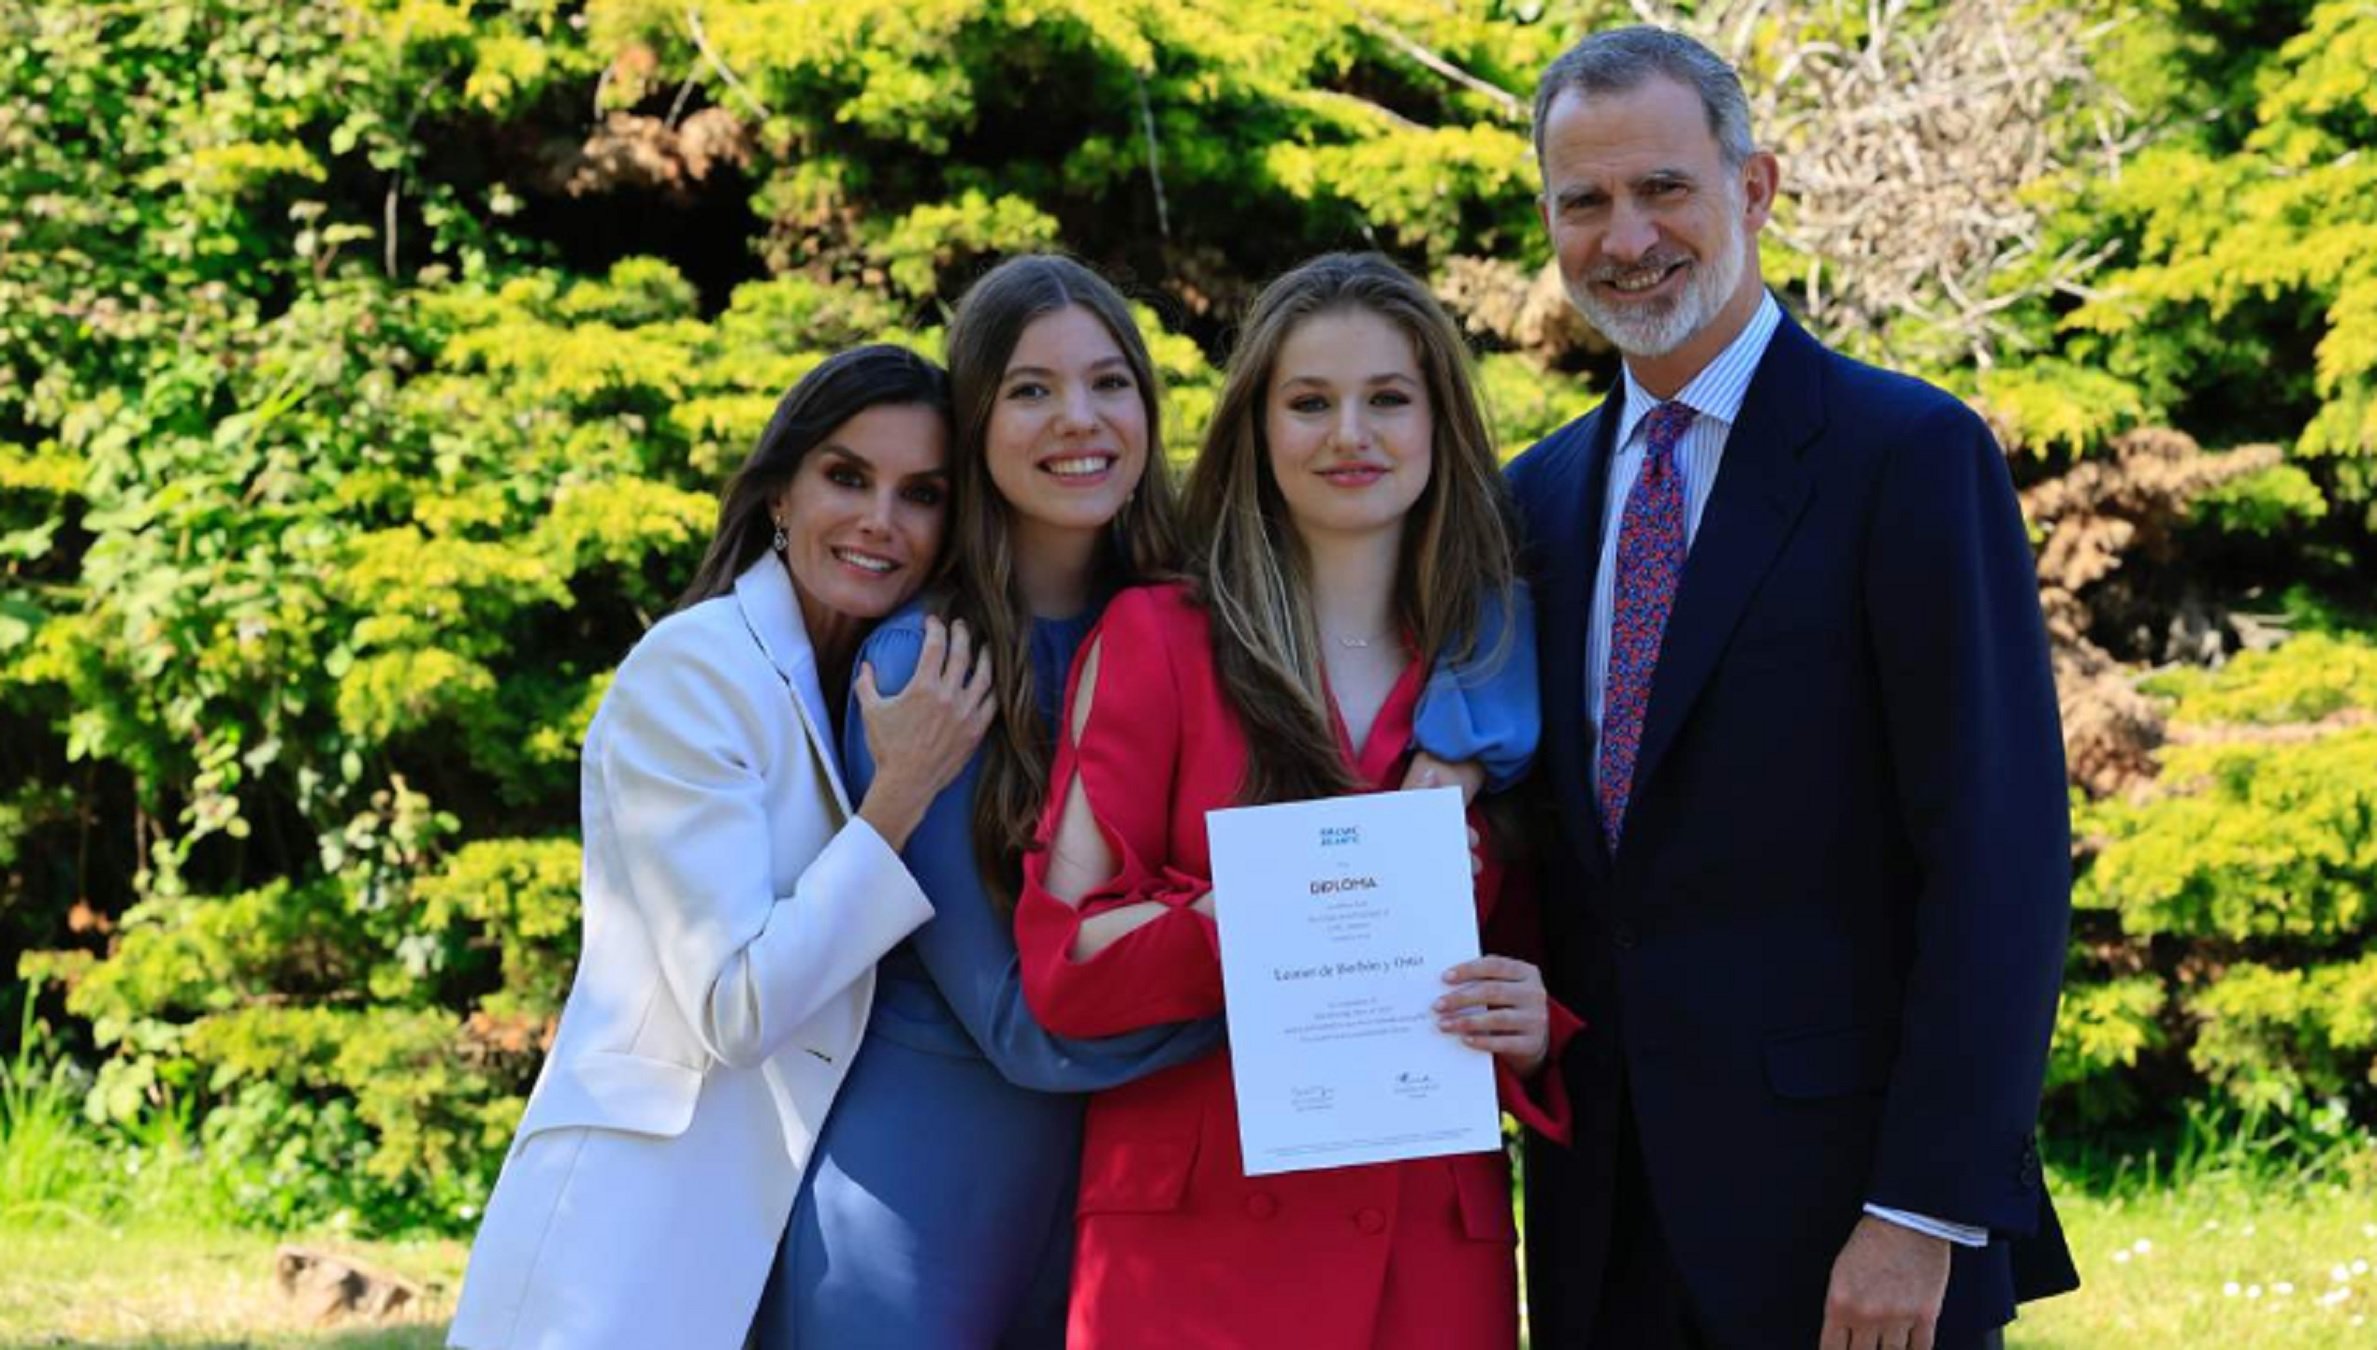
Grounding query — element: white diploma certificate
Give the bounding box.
[1207,786,1500,1177]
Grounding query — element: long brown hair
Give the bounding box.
[940,255,1185,909]
[1182,252,1517,805]
[677,345,952,610]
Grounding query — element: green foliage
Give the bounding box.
[2185,956,2377,1109]
[2191,462,2330,535]
[2138,631,2377,725]
[1972,361,2154,459]
[581,0,1587,279]
[2047,0,2377,533]
[2065,629,2377,1127]
[2049,976,2168,1109]
[2,991,249,1230]
[2079,731,2377,941]
[1479,351,1604,460]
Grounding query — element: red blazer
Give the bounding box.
[1016,583,1577,1350]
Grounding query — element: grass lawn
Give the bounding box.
[2011,1179,2375,1348]
[0,1179,2370,1347]
[0,1224,465,1349]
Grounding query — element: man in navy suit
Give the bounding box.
[1506,28,2078,1349]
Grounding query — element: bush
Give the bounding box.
[2058,630,2377,1134]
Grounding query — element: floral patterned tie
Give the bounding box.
[1597,400,1698,849]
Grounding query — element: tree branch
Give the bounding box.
[1134,74,1171,240]
[1356,11,1522,122]
[684,6,774,124]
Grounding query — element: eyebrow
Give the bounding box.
[1003,356,1133,381]
[1276,371,1421,389]
[815,445,950,487]
[1553,167,1697,206]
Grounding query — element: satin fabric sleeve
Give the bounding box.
[592,619,932,1070]
[1016,589,1225,1039]
[1413,581,1542,793]
[843,613,1226,1091]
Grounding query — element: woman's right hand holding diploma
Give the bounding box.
[1434,956,1550,1078]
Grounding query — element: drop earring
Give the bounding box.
[770,519,788,552]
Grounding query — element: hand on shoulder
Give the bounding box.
[854,616,995,851]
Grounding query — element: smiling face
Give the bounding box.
[984,305,1151,549]
[770,401,951,633]
[1537,74,1776,394]
[1263,306,1433,546]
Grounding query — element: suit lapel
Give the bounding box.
[1630,317,1824,802]
[1529,398,1622,875]
[732,558,857,818]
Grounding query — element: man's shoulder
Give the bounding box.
[1803,337,1991,444]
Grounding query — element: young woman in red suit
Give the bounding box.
[1015,253,1579,1350]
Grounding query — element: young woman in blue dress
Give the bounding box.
[752,256,1539,1348]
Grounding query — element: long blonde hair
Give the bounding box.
[940,255,1185,910]
[1182,253,1516,804]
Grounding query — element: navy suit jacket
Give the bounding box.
[1508,307,2079,1344]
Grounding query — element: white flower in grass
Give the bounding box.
[2132,1238,2152,1254]
[2248,1284,2264,1300]
[2335,1265,2353,1283]
[2354,1259,2371,1276]
[2275,1281,2296,1296]
[2112,1250,2131,1264]
[2224,1282,2242,1297]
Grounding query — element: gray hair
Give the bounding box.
[1531,26,1757,169]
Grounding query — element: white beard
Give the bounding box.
[1565,204,1747,360]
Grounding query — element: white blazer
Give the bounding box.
[448,558,933,1350]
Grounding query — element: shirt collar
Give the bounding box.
[1613,289,1783,452]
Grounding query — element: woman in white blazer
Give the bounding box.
[449,345,995,1350]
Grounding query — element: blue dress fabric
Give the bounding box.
[754,586,1540,1349]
